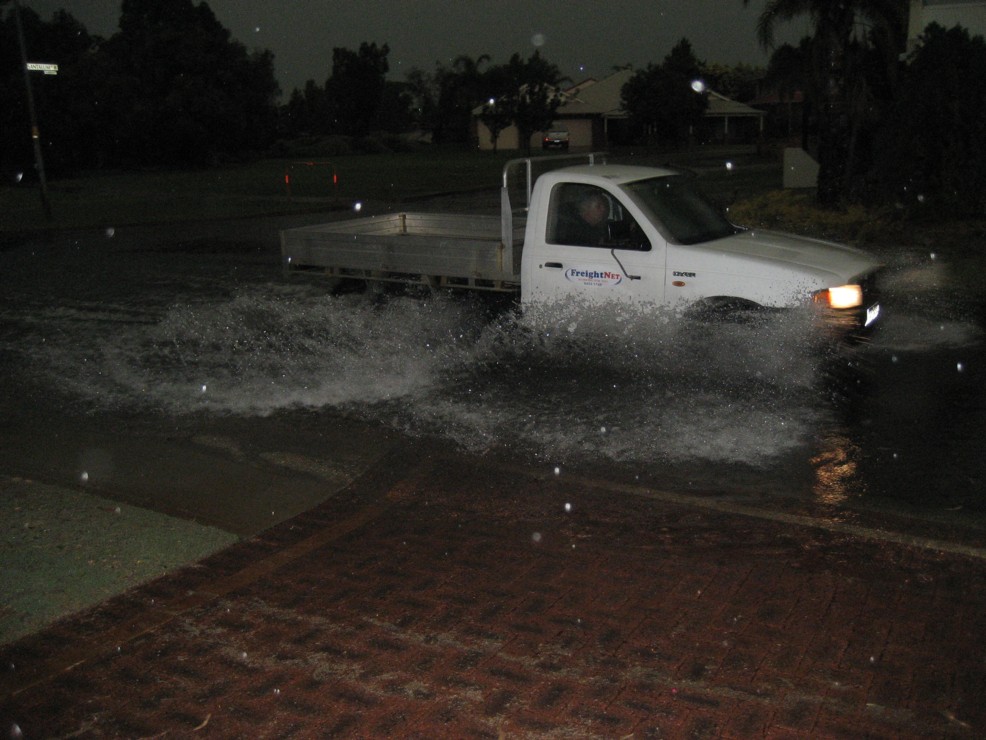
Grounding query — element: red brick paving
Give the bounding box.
[2,449,985,738]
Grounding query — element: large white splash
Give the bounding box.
[20,283,840,467]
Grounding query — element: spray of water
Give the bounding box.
[19,282,842,467]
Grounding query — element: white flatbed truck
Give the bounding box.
[280,154,881,331]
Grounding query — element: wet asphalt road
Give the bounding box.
[1,204,985,548]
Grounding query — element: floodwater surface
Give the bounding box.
[1,217,984,533]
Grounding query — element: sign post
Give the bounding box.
[13,1,53,220]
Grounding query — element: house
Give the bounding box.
[907,0,986,52]
[473,69,632,151]
[694,90,765,144]
[546,68,636,149]
[474,69,763,150]
[749,89,806,140]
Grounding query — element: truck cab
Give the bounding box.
[520,163,881,330]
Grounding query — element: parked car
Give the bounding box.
[542,130,570,150]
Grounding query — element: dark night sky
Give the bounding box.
[27,0,807,95]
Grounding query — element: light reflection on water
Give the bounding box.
[810,434,862,506]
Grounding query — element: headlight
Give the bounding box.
[814,284,863,310]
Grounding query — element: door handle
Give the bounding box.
[544,262,563,269]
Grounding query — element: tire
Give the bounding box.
[687,297,766,323]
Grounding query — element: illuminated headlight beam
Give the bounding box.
[815,284,864,310]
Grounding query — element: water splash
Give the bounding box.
[19,284,877,467]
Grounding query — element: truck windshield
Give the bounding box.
[625,175,741,245]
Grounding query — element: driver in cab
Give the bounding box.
[558,191,610,246]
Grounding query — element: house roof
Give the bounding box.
[555,69,763,120]
[556,68,635,118]
[473,68,764,122]
[705,90,765,118]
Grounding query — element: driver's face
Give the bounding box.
[581,198,608,225]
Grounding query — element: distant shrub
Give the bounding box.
[351,136,392,154]
[730,190,886,243]
[269,136,353,158]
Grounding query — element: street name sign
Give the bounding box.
[27,62,59,75]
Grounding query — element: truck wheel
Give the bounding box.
[687,297,765,323]
[326,277,367,295]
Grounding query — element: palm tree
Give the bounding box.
[763,42,809,143]
[743,0,906,204]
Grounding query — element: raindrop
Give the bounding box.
[80,471,89,483]
[957,362,965,372]
[691,79,706,93]
[553,466,561,476]
[725,161,734,171]
[564,502,572,513]
[200,384,207,393]
[105,227,116,238]
[600,426,607,434]
[531,532,542,543]
[531,32,546,47]
[353,201,363,212]
[9,723,23,738]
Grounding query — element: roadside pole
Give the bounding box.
[13,0,53,220]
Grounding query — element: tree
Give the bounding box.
[324,42,389,137]
[434,54,491,144]
[742,0,906,204]
[762,41,811,142]
[477,94,515,152]
[376,80,414,135]
[282,79,329,135]
[621,38,708,146]
[505,50,566,152]
[404,66,439,136]
[700,62,764,102]
[1,5,100,173]
[90,0,279,166]
[872,23,986,215]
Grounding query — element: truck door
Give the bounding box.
[531,183,663,307]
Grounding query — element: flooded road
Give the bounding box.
[1,207,984,540]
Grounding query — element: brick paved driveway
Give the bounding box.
[3,448,984,738]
